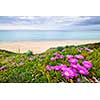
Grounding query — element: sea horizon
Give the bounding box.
[0,30,100,42]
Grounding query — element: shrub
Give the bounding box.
[25,50,33,56]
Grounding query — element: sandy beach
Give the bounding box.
[0,40,100,54]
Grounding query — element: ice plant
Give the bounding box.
[50,57,56,61]
[54,52,60,57]
[46,65,55,71]
[69,58,78,64]
[79,68,89,75]
[77,64,89,75]
[47,51,93,81]
[66,55,73,59]
[82,61,93,69]
[62,68,75,79]
[62,71,70,79]
[84,47,93,52]
[19,62,24,67]
[0,66,7,71]
[13,62,16,65]
[75,55,84,59]
[70,63,79,69]
[61,49,65,52]
[51,52,65,60]
[85,47,90,51]
[46,65,52,71]
[78,48,83,53]
[55,56,59,59]
[54,65,61,71]
[70,68,78,77]
[54,52,58,56]
[60,64,68,71]
[59,55,64,59]
[28,57,33,61]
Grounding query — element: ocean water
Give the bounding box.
[0,30,100,42]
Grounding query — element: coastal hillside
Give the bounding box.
[0,42,100,83]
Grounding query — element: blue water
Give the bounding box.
[0,30,100,42]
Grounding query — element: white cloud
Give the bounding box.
[0,16,95,30]
[0,24,62,30]
[12,16,91,25]
[18,16,36,20]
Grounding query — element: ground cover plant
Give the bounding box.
[0,42,100,83]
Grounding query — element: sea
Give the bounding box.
[0,30,100,42]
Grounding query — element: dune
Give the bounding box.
[0,40,100,54]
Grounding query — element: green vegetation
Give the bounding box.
[0,42,100,83]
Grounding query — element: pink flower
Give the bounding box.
[79,69,89,75]
[59,55,64,59]
[85,48,93,52]
[54,52,58,55]
[13,62,16,65]
[77,64,89,75]
[54,65,61,71]
[70,68,79,77]
[69,58,78,64]
[28,57,33,61]
[85,47,89,51]
[46,65,52,71]
[82,61,93,69]
[62,68,75,79]
[50,57,56,61]
[19,62,24,67]
[54,52,60,57]
[60,64,68,71]
[75,55,84,59]
[78,48,83,53]
[61,49,65,52]
[70,63,79,69]
[66,55,73,59]
[0,66,7,71]
[55,56,59,59]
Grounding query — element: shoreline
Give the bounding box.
[0,40,100,54]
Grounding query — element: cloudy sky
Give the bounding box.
[0,16,100,31]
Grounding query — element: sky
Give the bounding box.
[0,16,100,31]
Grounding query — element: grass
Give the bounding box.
[0,42,100,83]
